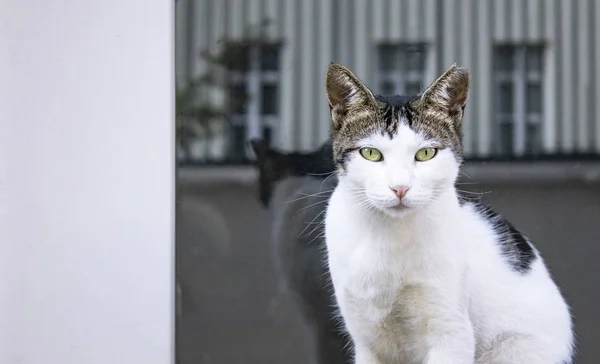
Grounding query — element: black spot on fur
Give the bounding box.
[458,194,537,274]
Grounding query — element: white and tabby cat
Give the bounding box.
[323,63,574,364]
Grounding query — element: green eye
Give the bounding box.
[415,147,438,161]
[359,147,383,162]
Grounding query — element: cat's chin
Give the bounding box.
[377,203,414,218]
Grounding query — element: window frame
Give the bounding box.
[227,43,281,160]
[375,43,428,96]
[493,45,544,157]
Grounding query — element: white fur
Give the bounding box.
[325,122,574,364]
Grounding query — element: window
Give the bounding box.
[376,44,427,96]
[228,43,280,161]
[493,45,544,157]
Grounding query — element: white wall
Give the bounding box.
[0,1,174,363]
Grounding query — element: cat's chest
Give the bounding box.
[329,235,429,323]
[325,209,422,276]
[340,264,441,354]
[336,240,422,296]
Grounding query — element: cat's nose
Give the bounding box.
[390,185,410,200]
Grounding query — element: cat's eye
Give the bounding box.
[415,147,437,162]
[359,147,383,162]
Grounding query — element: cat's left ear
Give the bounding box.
[419,63,470,120]
[325,63,376,130]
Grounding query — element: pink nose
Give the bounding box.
[390,185,410,200]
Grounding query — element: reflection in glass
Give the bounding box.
[377,44,426,96]
[230,83,247,114]
[498,122,514,155]
[526,46,544,72]
[260,44,280,71]
[494,46,515,71]
[405,82,422,96]
[526,122,541,154]
[498,83,514,113]
[526,83,542,114]
[261,84,278,115]
[406,48,425,71]
[380,81,395,95]
[175,3,599,363]
[378,45,397,72]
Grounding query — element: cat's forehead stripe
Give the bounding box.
[377,103,414,139]
[399,107,411,127]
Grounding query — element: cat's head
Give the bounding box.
[250,138,337,207]
[325,63,469,217]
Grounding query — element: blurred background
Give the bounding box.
[174,1,600,363]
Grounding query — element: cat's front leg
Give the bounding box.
[424,316,476,364]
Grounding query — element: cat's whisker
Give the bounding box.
[302,171,336,177]
[300,220,325,238]
[305,227,325,241]
[297,208,327,238]
[459,170,475,181]
[455,189,492,198]
[306,230,326,245]
[296,190,335,196]
[285,190,334,203]
[354,198,375,217]
[348,191,367,199]
[355,205,372,217]
[320,172,337,190]
[298,199,330,211]
[352,195,370,205]
[303,220,324,225]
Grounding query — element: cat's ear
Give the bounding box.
[325,63,376,129]
[249,138,277,208]
[419,63,470,120]
[250,138,270,160]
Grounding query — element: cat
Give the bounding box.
[250,139,353,364]
[250,139,335,207]
[322,63,575,364]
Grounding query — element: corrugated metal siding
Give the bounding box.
[177,0,600,160]
[317,0,333,145]
[475,0,492,156]
[577,0,590,151]
[279,0,296,150]
[586,1,600,153]
[560,1,574,152]
[544,0,558,153]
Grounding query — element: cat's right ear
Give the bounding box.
[249,138,275,208]
[419,63,470,121]
[325,63,375,130]
[250,138,269,159]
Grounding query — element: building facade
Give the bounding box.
[175,0,600,163]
